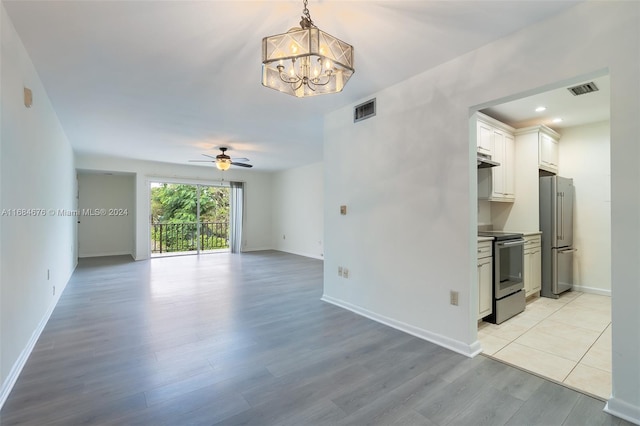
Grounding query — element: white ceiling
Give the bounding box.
[481,74,610,131]
[3,0,584,171]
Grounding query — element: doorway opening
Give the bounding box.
[472,72,612,400]
[150,182,230,256]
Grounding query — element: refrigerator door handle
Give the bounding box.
[560,192,564,240]
[556,192,562,241]
[559,248,578,254]
[561,192,563,240]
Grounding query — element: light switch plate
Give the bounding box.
[24,87,33,108]
[340,205,347,215]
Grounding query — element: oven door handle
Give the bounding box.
[496,240,525,247]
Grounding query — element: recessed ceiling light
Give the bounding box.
[552,118,563,123]
[535,106,547,112]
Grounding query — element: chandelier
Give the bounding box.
[261,0,354,98]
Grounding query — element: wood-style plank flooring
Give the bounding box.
[0,251,630,425]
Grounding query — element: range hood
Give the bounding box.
[477,153,500,169]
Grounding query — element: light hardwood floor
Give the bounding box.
[0,252,630,425]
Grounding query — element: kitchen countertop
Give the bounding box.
[478,236,494,242]
[478,230,542,237]
[519,231,542,236]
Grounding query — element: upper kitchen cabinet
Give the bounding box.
[477,120,494,156]
[539,132,559,173]
[477,112,516,202]
[516,125,561,174]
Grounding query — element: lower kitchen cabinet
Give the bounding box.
[524,234,542,297]
[478,241,493,320]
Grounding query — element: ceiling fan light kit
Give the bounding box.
[216,156,232,171]
[261,0,354,98]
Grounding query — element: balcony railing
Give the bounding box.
[151,222,229,254]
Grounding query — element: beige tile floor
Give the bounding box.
[478,291,612,400]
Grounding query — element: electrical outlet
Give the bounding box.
[450,290,459,306]
[343,268,349,279]
[340,205,347,215]
[338,266,343,277]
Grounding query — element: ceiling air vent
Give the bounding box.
[354,98,376,123]
[567,82,599,96]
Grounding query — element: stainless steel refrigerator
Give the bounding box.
[539,176,575,298]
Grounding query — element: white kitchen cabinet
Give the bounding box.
[477,112,516,202]
[491,129,515,201]
[523,234,542,297]
[477,121,493,156]
[477,240,493,320]
[539,132,559,174]
[516,125,560,174]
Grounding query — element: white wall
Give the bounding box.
[75,154,273,259]
[77,173,135,258]
[323,2,639,423]
[271,162,323,259]
[0,3,76,405]
[477,200,491,227]
[558,121,611,294]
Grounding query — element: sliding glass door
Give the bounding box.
[150,182,230,256]
[198,185,230,253]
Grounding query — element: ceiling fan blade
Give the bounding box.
[202,154,217,159]
[231,157,249,162]
[231,162,253,168]
[189,160,214,163]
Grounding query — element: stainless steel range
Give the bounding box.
[478,231,526,324]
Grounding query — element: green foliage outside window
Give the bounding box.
[151,184,229,252]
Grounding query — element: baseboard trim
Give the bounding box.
[241,248,324,261]
[573,285,611,297]
[605,397,640,425]
[0,289,62,410]
[276,248,324,260]
[321,294,480,358]
[79,251,133,258]
[241,246,273,253]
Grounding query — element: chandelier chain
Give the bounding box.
[302,0,314,27]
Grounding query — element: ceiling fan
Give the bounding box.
[189,147,253,171]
